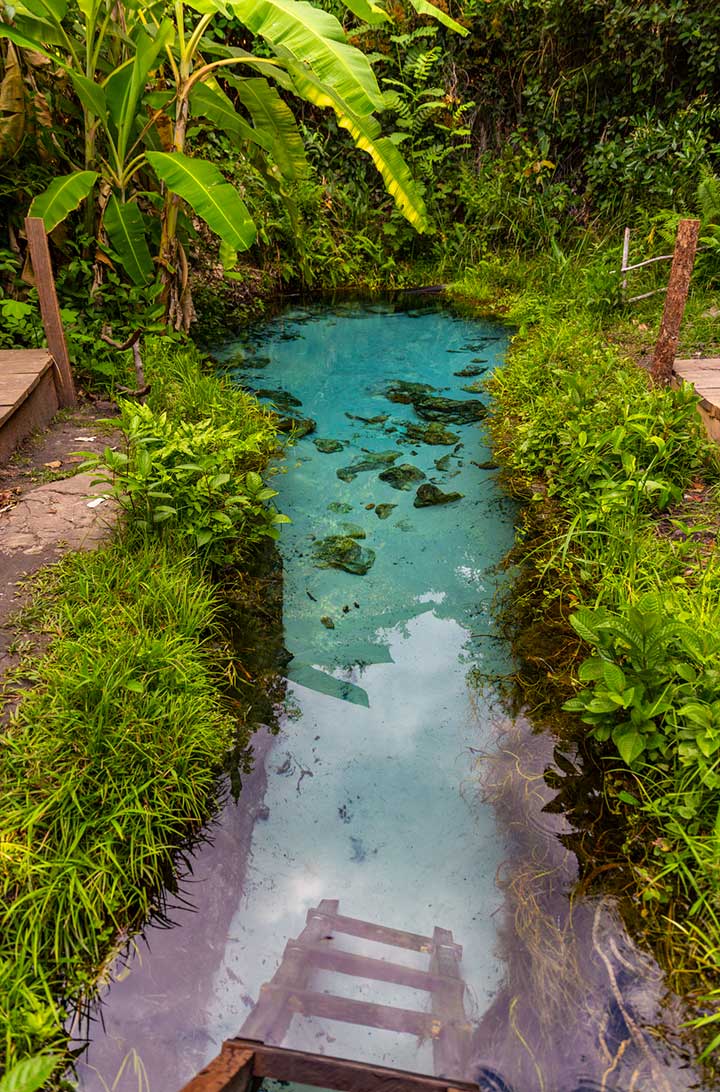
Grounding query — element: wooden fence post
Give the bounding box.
[650,218,700,385]
[24,216,76,407]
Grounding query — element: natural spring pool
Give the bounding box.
[73,300,708,1092]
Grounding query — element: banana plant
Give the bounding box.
[0,0,458,327]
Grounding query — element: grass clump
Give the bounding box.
[0,545,236,1067]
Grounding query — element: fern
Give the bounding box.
[698,168,720,226]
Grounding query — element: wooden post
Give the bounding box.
[650,218,700,385]
[24,217,76,407]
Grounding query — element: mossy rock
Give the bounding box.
[251,387,303,409]
[339,523,366,539]
[404,422,460,446]
[314,438,345,453]
[345,412,389,425]
[375,503,397,520]
[379,463,426,490]
[413,484,464,508]
[337,450,399,482]
[414,395,487,424]
[384,380,436,405]
[328,501,353,513]
[434,454,451,471]
[453,365,485,378]
[276,414,316,438]
[312,535,375,575]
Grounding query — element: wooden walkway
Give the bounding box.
[674,357,720,443]
[0,350,59,464]
[0,350,55,423]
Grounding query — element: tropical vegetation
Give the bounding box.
[1,0,720,1083]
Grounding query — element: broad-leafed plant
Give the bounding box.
[0,0,462,325]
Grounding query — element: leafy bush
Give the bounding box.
[563,594,720,776]
[80,402,287,564]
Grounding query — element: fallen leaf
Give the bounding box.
[43,460,62,469]
[86,496,107,509]
[73,436,97,442]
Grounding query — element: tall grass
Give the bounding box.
[0,546,237,1067]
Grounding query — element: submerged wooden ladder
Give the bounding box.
[181,899,477,1092]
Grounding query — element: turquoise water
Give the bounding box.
[74,302,707,1092]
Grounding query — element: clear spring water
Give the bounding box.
[73,301,708,1092]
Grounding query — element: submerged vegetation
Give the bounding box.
[1,0,720,1081]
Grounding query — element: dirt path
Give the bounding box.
[0,405,120,676]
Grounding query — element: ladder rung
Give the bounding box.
[261,985,435,1036]
[294,943,465,994]
[307,909,461,955]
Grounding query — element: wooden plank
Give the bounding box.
[241,1041,479,1092]
[177,1044,254,1092]
[24,217,76,407]
[677,362,720,375]
[651,218,700,383]
[0,349,53,375]
[307,908,455,955]
[301,943,449,992]
[429,928,471,1080]
[0,363,54,427]
[259,985,434,1037]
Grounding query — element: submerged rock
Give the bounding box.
[454,365,485,378]
[375,503,397,519]
[404,422,460,446]
[461,382,486,394]
[276,414,316,438]
[312,535,375,575]
[473,459,499,470]
[251,387,303,409]
[413,483,464,508]
[384,380,436,405]
[314,438,345,454]
[339,522,366,539]
[379,463,426,490]
[434,453,451,471]
[328,501,353,514]
[345,412,389,425]
[320,615,335,629]
[414,394,487,423]
[337,450,399,482]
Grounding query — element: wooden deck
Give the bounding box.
[0,349,60,463]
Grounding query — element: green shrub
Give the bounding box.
[80,401,288,564]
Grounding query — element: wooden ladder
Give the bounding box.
[238,899,473,1080]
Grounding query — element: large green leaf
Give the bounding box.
[197,39,295,90]
[69,71,107,122]
[190,82,274,153]
[28,170,99,233]
[342,0,389,24]
[105,20,174,164]
[225,75,309,180]
[0,1054,61,1092]
[231,0,383,116]
[103,195,154,285]
[290,67,427,231]
[407,0,468,35]
[146,151,256,252]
